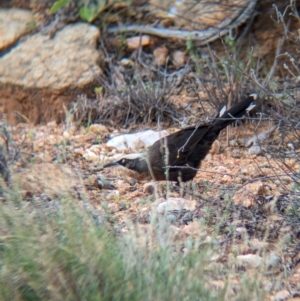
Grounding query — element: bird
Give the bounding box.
[103,93,257,183]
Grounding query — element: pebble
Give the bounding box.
[89,124,109,134]
[220,175,232,184]
[169,225,185,241]
[248,145,263,155]
[153,46,168,66]
[82,151,98,161]
[210,140,220,154]
[126,35,150,49]
[171,50,186,68]
[236,227,247,235]
[166,214,177,223]
[266,252,281,268]
[156,198,197,214]
[120,58,133,66]
[143,182,156,194]
[47,120,57,127]
[236,254,262,268]
[272,290,291,301]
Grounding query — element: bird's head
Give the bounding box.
[103,153,149,176]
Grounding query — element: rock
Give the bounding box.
[106,130,169,151]
[166,214,177,223]
[96,176,116,190]
[13,163,80,198]
[0,9,34,50]
[210,140,220,154]
[236,227,247,235]
[108,203,119,213]
[233,181,273,207]
[246,125,277,147]
[0,23,101,124]
[171,50,186,68]
[249,238,269,252]
[248,145,263,155]
[46,120,57,127]
[231,148,243,158]
[126,35,150,49]
[266,252,281,268]
[272,290,291,301]
[182,221,205,237]
[106,190,119,201]
[182,211,193,223]
[89,124,109,135]
[156,198,197,214]
[235,177,243,184]
[143,182,156,194]
[215,166,227,173]
[169,225,186,241]
[83,151,98,161]
[153,46,169,66]
[120,58,133,66]
[220,175,232,184]
[236,254,262,268]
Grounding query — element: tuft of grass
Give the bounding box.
[0,191,275,301]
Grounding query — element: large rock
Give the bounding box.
[0,9,34,50]
[0,13,101,124]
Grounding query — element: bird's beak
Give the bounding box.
[103,161,119,168]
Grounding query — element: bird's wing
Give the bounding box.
[151,125,212,166]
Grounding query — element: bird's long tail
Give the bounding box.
[212,93,257,129]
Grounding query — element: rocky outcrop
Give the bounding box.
[0,9,102,124]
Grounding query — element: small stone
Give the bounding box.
[205,153,213,161]
[89,145,103,154]
[126,35,150,49]
[249,238,269,251]
[248,145,263,155]
[89,124,109,134]
[82,151,98,161]
[272,290,291,301]
[63,131,70,138]
[127,177,138,186]
[236,227,247,234]
[96,176,116,190]
[210,140,220,154]
[171,50,186,68]
[216,166,227,172]
[47,120,57,127]
[169,225,185,241]
[240,167,248,175]
[233,181,270,207]
[153,46,169,66]
[236,254,262,268]
[156,198,197,214]
[120,58,133,66]
[231,148,242,158]
[220,175,232,184]
[143,182,156,194]
[108,203,119,213]
[182,221,204,237]
[204,236,213,243]
[182,211,193,223]
[166,214,177,223]
[266,252,281,268]
[235,177,243,184]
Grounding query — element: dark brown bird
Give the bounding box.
[104,94,256,183]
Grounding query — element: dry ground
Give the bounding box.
[2,107,299,299]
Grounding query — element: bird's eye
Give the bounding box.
[122,159,125,163]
